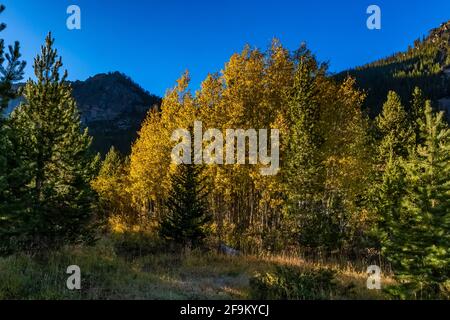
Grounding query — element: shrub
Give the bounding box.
[111,231,167,258]
[249,265,337,300]
[385,280,450,300]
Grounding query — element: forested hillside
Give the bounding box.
[337,21,450,118]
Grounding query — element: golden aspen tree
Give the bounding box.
[126,40,373,253]
[129,72,196,220]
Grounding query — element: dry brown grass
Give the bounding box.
[0,236,393,300]
[130,248,393,300]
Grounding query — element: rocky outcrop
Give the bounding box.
[6,72,161,155]
[71,72,161,154]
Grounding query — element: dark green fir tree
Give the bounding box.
[160,162,211,248]
[410,87,426,144]
[376,91,415,162]
[0,4,27,254]
[284,45,330,248]
[375,151,405,248]
[9,33,99,251]
[383,102,450,299]
[0,5,26,112]
[373,92,416,249]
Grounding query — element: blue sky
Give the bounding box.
[2,0,450,96]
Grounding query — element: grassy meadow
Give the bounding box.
[0,232,392,300]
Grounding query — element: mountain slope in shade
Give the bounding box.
[71,72,161,155]
[336,20,450,119]
[7,72,162,155]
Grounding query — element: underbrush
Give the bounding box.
[0,232,390,300]
[0,239,156,299]
[250,266,339,300]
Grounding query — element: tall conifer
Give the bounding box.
[160,162,211,248]
[9,33,98,250]
[383,103,450,299]
[0,4,26,253]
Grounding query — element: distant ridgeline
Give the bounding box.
[7,72,162,155]
[336,21,450,119]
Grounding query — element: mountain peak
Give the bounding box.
[82,71,139,86]
[7,72,161,155]
[70,72,161,154]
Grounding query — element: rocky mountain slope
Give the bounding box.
[8,72,161,155]
[71,72,161,154]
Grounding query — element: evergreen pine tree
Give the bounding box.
[376,91,415,162]
[383,103,450,299]
[284,46,329,247]
[9,33,99,250]
[285,44,325,199]
[159,162,211,248]
[0,3,26,195]
[0,4,27,253]
[0,5,26,113]
[99,147,123,178]
[410,87,425,124]
[375,151,406,247]
[410,87,426,143]
[373,91,416,250]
